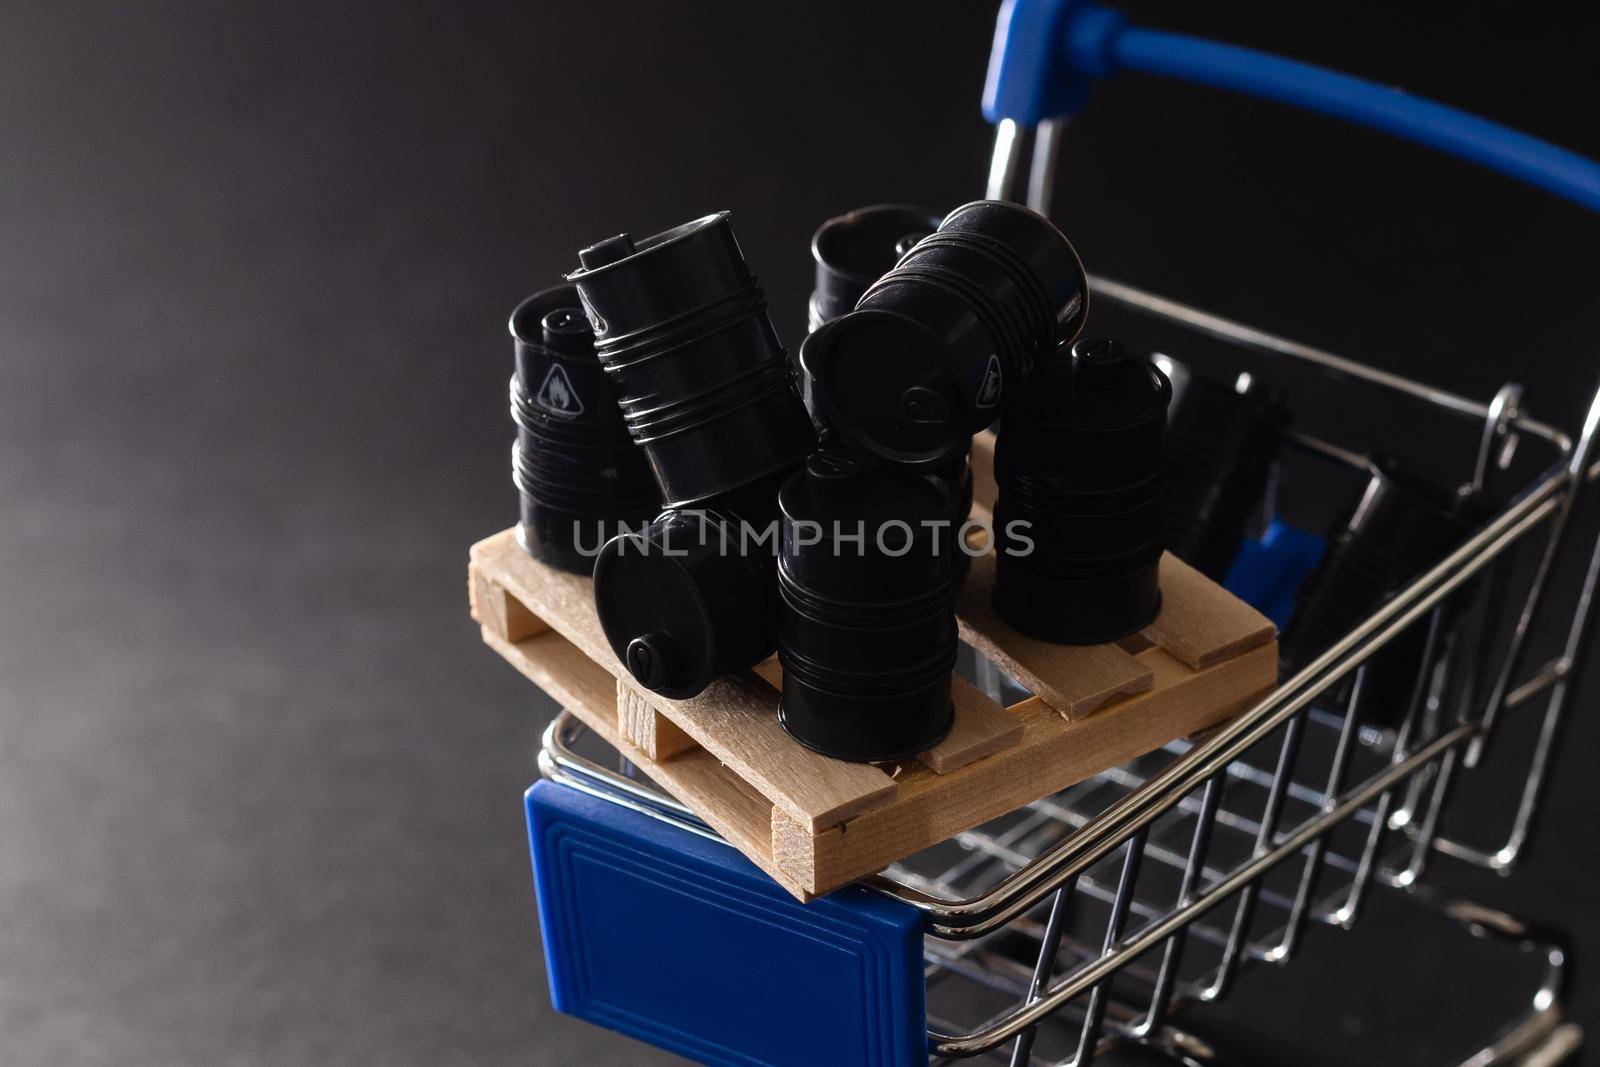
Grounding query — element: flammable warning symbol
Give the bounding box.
[975,354,1003,408]
[534,363,585,418]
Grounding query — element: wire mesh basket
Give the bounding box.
[516,6,1600,1059]
[535,268,1599,1063]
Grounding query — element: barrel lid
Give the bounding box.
[799,312,970,469]
[509,284,591,349]
[1066,338,1171,432]
[593,512,724,700]
[567,212,732,280]
[811,204,942,290]
[780,450,949,530]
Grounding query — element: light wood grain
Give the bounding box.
[470,530,614,668]
[469,564,550,643]
[771,806,818,890]
[469,524,1281,902]
[955,552,1155,717]
[749,656,782,689]
[619,673,899,834]
[479,624,617,730]
[916,675,1024,773]
[1117,631,1157,654]
[472,531,897,831]
[772,641,1278,894]
[1140,555,1277,669]
[969,428,997,526]
[646,742,807,898]
[476,614,810,897]
[617,683,699,761]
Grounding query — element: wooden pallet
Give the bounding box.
[468,436,1278,901]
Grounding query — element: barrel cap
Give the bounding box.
[593,508,777,699]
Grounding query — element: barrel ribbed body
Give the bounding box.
[807,204,942,332]
[776,453,959,762]
[577,213,815,698]
[508,285,660,573]
[994,338,1171,644]
[800,200,1087,469]
[568,212,816,509]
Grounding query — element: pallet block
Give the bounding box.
[469,507,1277,900]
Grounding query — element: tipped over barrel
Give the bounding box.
[800,200,1088,469]
[568,212,816,508]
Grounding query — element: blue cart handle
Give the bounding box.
[984,0,1600,213]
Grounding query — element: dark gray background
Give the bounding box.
[2,2,1596,1064]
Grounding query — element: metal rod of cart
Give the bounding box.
[518,4,1600,1062]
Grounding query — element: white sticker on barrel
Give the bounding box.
[535,364,585,418]
[976,354,1003,409]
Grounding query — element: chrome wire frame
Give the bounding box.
[536,275,1599,1061]
[534,120,1600,1062]
[873,266,1600,1061]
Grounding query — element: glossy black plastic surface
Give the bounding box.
[800,200,1087,469]
[1282,458,1488,723]
[592,507,779,700]
[929,453,975,580]
[508,285,660,574]
[807,204,942,330]
[567,212,816,508]
[776,452,959,761]
[1162,360,1288,580]
[993,337,1171,644]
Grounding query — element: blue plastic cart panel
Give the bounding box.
[1224,519,1326,629]
[526,780,928,1066]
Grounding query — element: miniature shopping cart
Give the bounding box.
[489,4,1600,1063]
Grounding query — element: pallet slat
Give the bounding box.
[469,523,1278,901]
[918,675,1025,773]
[477,624,616,726]
[617,685,699,761]
[955,552,1156,717]
[968,429,998,526]
[771,642,1276,891]
[473,532,611,663]
[1141,555,1278,668]
[473,600,813,898]
[618,673,899,834]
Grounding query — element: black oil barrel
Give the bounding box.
[568,212,816,509]
[592,507,780,701]
[508,285,660,573]
[993,337,1171,644]
[807,203,942,331]
[1161,360,1288,581]
[1282,458,1488,724]
[776,452,960,762]
[800,200,1087,469]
